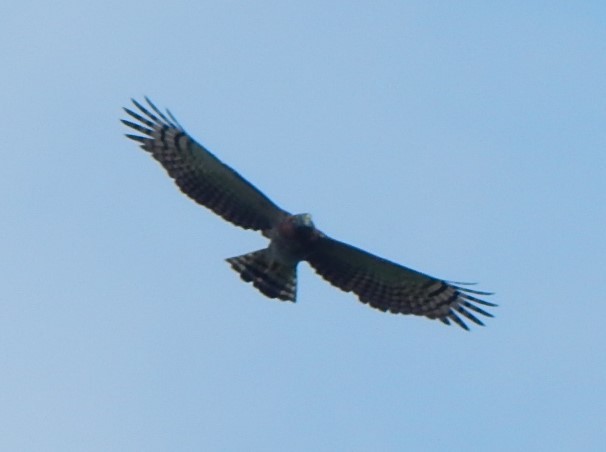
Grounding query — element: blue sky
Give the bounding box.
[2,1,605,450]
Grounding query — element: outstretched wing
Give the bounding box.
[121,98,289,231]
[306,236,495,330]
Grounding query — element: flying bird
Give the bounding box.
[121,98,495,330]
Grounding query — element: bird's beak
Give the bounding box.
[302,214,313,226]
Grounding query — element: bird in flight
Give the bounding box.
[121,97,495,330]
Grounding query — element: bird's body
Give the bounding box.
[122,98,496,330]
[227,213,320,301]
[269,214,320,265]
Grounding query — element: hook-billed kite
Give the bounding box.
[121,98,495,330]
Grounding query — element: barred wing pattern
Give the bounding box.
[306,236,495,330]
[121,98,289,231]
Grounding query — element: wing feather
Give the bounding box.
[121,98,289,231]
[306,236,495,330]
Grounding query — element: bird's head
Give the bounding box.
[288,213,319,242]
[276,213,320,243]
[292,213,315,229]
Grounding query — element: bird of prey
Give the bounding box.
[121,97,495,330]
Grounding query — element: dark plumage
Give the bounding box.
[122,97,496,330]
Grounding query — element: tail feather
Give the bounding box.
[226,249,297,301]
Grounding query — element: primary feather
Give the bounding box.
[122,97,288,231]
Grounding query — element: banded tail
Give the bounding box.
[226,249,297,301]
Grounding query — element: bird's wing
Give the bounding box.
[305,236,495,330]
[121,98,289,231]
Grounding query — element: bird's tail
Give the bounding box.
[226,249,297,301]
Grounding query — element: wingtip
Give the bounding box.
[130,97,149,115]
[124,133,147,143]
[144,96,154,109]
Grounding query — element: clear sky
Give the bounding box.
[2,1,605,451]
